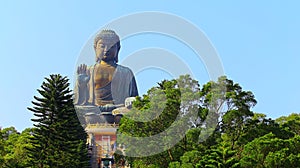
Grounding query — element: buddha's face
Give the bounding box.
[95,39,119,63]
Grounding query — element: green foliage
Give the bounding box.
[276,113,300,135]
[118,75,261,167]
[118,75,203,167]
[2,74,300,168]
[116,76,187,165]
[180,150,202,165]
[217,77,256,149]
[196,140,239,168]
[169,161,181,168]
[240,133,300,167]
[27,74,89,168]
[0,129,3,165]
[238,113,294,147]
[199,76,258,151]
[0,127,34,167]
[264,148,300,167]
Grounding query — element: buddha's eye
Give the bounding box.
[97,44,105,49]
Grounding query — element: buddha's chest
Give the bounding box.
[94,65,116,89]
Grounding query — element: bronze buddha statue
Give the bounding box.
[74,30,138,109]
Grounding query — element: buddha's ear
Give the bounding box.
[118,45,121,50]
[115,45,120,63]
[114,55,118,63]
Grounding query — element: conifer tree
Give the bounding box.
[27,74,89,168]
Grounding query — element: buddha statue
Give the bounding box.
[74,30,138,118]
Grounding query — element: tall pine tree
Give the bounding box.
[27,74,89,168]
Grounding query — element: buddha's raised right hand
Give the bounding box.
[77,64,90,84]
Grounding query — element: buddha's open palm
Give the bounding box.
[77,64,90,83]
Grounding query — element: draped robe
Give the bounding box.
[74,64,138,106]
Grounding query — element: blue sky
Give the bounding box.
[0,1,299,131]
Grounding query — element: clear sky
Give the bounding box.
[0,1,299,131]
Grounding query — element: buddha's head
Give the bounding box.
[94,30,121,63]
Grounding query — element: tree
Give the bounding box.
[0,127,20,167]
[0,128,3,166]
[195,76,258,154]
[118,75,201,167]
[13,128,34,167]
[27,74,89,168]
[276,113,300,135]
[238,113,294,146]
[118,79,181,167]
[240,133,300,167]
[196,140,239,168]
[0,127,33,167]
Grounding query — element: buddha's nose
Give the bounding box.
[104,47,107,51]
[104,47,110,54]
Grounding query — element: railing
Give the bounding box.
[86,123,119,129]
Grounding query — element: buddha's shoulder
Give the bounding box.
[116,64,132,72]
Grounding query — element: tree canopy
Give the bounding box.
[1,74,299,167]
[27,74,89,168]
[115,75,300,168]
